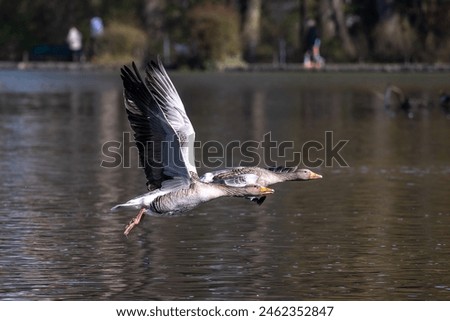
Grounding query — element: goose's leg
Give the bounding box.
[124,208,146,236]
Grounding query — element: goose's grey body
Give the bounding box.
[112,60,273,235]
[201,166,322,186]
[201,166,322,205]
[112,175,269,216]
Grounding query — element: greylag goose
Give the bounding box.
[201,166,322,205]
[112,60,274,235]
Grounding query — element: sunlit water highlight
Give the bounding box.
[0,69,449,300]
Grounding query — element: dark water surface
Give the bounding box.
[0,69,449,300]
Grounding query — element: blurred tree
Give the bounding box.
[188,2,241,68]
[0,0,91,60]
[142,0,166,56]
[0,0,142,61]
[95,21,147,64]
[298,0,306,55]
[1,0,449,64]
[241,0,261,62]
[373,13,418,62]
[331,0,357,59]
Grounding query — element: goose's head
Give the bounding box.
[242,185,275,196]
[294,169,323,181]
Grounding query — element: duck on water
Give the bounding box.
[112,59,321,235]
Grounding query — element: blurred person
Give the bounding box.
[66,26,83,62]
[304,19,324,69]
[89,16,104,60]
[312,38,324,68]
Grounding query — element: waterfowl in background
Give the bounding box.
[384,84,412,117]
[201,166,322,205]
[383,84,433,118]
[439,91,450,117]
[112,60,274,235]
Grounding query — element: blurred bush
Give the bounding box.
[95,21,146,64]
[373,14,418,62]
[188,3,242,69]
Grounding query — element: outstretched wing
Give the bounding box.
[120,60,196,191]
[145,59,197,177]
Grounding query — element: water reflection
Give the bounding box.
[0,70,449,300]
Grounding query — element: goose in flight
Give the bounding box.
[112,60,274,235]
[201,166,322,205]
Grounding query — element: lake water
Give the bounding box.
[0,68,449,300]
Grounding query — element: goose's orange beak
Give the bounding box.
[259,186,275,194]
[309,171,323,179]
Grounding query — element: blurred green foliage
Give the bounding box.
[95,21,147,64]
[188,3,241,69]
[0,0,142,61]
[1,0,449,66]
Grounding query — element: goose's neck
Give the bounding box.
[280,172,301,181]
[267,171,300,183]
[220,185,250,197]
[206,183,251,197]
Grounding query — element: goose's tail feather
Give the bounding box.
[247,196,267,205]
[111,199,143,211]
[111,204,125,211]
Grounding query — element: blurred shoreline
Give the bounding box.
[1,61,450,72]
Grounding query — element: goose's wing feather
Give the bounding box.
[222,174,259,187]
[249,196,266,205]
[145,59,197,176]
[200,167,256,182]
[121,60,195,191]
[201,169,258,187]
[267,166,298,173]
[160,176,191,191]
[199,169,232,183]
[121,63,167,190]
